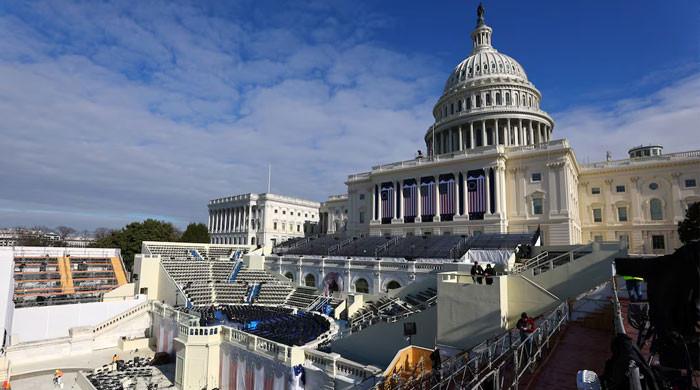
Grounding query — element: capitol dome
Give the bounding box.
[443,50,528,93]
[426,4,555,156]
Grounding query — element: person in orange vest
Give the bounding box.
[112,354,119,363]
[2,379,11,390]
[53,369,64,388]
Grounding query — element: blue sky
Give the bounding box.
[0,0,698,230]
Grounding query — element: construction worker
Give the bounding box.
[53,369,64,388]
[112,353,119,363]
[622,275,644,302]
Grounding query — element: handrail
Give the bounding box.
[512,244,593,275]
[417,301,570,390]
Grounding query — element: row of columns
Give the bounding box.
[209,204,255,234]
[372,164,506,222]
[430,118,551,156]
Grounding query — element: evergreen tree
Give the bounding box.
[180,223,210,243]
[92,219,180,271]
[678,202,700,244]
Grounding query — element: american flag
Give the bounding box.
[403,181,417,217]
[467,173,486,213]
[439,177,455,215]
[381,184,394,219]
[420,180,435,216]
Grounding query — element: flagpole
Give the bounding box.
[267,164,271,193]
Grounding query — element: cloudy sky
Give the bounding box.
[0,0,698,230]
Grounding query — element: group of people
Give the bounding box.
[470,261,495,285]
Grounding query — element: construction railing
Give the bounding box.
[430,301,569,390]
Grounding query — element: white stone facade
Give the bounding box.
[208,193,320,248]
[319,194,349,235]
[342,10,700,255]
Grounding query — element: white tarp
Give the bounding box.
[465,249,515,269]
[12,296,146,343]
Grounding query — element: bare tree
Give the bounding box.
[56,226,76,239]
[94,227,113,240]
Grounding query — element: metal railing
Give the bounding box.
[377,301,569,390]
[511,244,592,275]
[435,301,569,390]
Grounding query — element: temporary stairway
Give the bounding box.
[58,256,75,294]
[110,257,128,285]
[246,283,261,304]
[228,261,243,283]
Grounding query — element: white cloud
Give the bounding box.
[556,72,700,163]
[0,0,439,229]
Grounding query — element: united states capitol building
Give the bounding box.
[4,6,694,390]
[208,6,700,256]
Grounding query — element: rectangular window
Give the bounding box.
[297,225,300,232]
[685,179,697,188]
[531,173,542,182]
[593,208,602,223]
[359,212,365,224]
[591,187,601,195]
[615,185,625,193]
[273,222,277,230]
[652,235,665,250]
[617,207,628,222]
[359,194,365,200]
[281,223,285,230]
[532,198,543,215]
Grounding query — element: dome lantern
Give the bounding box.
[471,3,493,52]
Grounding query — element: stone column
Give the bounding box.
[499,166,507,215]
[485,169,491,215]
[671,172,683,223]
[462,172,470,219]
[247,205,253,239]
[519,119,524,145]
[507,118,511,146]
[208,211,212,233]
[458,125,464,151]
[481,120,487,147]
[397,181,404,220]
[372,186,377,220]
[434,175,441,220]
[494,119,500,145]
[453,172,460,216]
[377,185,383,220]
[416,179,422,221]
[547,161,562,214]
[470,122,475,149]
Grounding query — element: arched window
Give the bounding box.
[476,95,482,108]
[450,103,454,115]
[650,198,663,220]
[495,92,502,105]
[505,92,511,105]
[251,237,256,246]
[457,100,462,112]
[386,281,401,290]
[284,272,294,281]
[485,94,491,106]
[355,278,369,294]
[515,94,519,106]
[466,97,472,110]
[304,274,316,287]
